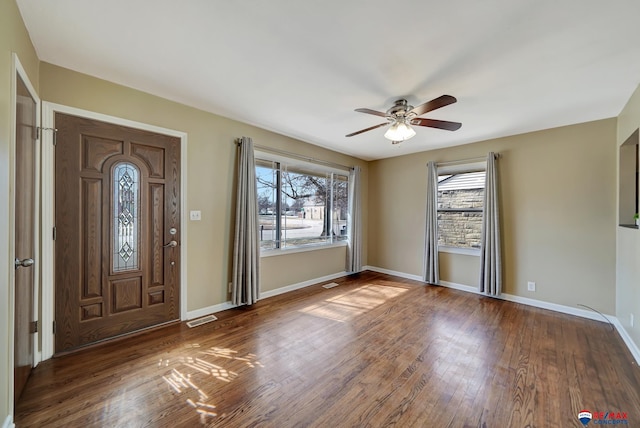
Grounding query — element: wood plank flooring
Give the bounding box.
[15,271,640,427]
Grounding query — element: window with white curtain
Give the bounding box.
[255,152,349,252]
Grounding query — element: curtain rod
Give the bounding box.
[436,153,501,167]
[236,139,352,171]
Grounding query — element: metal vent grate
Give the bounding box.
[186,315,218,328]
[322,282,340,289]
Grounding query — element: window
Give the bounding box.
[255,153,349,252]
[437,167,485,252]
[113,162,140,271]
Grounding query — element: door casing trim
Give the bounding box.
[41,102,188,361]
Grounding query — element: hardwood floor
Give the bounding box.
[15,271,640,427]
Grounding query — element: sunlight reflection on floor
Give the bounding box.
[157,283,407,424]
[159,345,264,424]
[299,283,409,322]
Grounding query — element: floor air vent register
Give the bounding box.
[186,315,218,328]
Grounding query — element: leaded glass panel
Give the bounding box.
[113,162,139,272]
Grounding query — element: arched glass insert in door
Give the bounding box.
[113,162,140,272]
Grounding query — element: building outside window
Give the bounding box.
[255,153,349,252]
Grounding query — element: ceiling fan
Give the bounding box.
[346,95,462,144]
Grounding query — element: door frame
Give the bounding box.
[40,102,188,361]
[10,52,41,408]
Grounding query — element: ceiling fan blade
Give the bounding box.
[410,95,457,116]
[345,122,389,137]
[354,108,388,118]
[411,118,462,131]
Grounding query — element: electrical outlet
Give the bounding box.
[631,313,635,328]
[527,281,536,292]
[190,210,201,221]
[228,282,233,293]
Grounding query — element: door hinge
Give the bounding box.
[53,320,56,334]
[29,320,38,334]
[53,226,56,241]
[37,127,58,145]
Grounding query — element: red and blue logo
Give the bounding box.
[579,410,593,426]
[578,410,628,425]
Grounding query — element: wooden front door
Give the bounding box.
[54,113,181,353]
[14,73,37,401]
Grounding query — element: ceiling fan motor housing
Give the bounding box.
[386,99,416,121]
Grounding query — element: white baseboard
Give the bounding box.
[438,279,617,324]
[500,292,615,323]
[3,415,14,428]
[365,266,640,365]
[186,301,236,320]
[611,317,640,365]
[260,271,350,299]
[438,280,478,294]
[363,265,423,281]
[186,271,350,320]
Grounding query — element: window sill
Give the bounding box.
[260,240,348,258]
[619,224,639,229]
[438,246,481,256]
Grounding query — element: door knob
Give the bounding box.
[15,258,35,269]
[163,240,178,248]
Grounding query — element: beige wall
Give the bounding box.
[39,62,368,313]
[439,252,480,287]
[1,0,40,423]
[616,83,640,349]
[368,119,617,313]
[261,246,347,292]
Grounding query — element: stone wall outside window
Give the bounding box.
[437,188,484,249]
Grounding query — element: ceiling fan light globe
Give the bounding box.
[403,124,417,139]
[384,122,416,141]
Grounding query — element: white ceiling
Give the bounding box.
[16,0,640,160]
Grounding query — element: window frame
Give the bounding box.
[436,161,486,256]
[255,150,350,255]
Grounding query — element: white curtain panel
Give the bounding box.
[479,152,502,296]
[346,166,362,273]
[232,136,260,305]
[423,161,439,284]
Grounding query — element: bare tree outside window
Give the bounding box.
[256,158,348,251]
